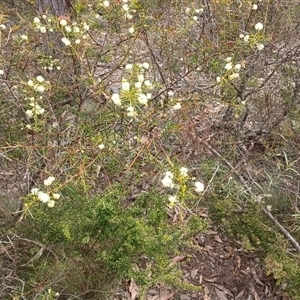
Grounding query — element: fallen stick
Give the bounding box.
[203,141,300,252]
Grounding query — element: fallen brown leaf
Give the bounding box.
[190,268,199,279]
[215,288,228,300]
[213,284,233,297]
[214,234,223,243]
[203,286,210,300]
[172,255,186,262]
[129,278,139,300]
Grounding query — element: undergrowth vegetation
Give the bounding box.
[1,0,300,299]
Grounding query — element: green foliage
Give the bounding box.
[19,183,207,296]
[209,190,300,298]
[1,0,300,299]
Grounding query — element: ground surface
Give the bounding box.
[112,220,291,300]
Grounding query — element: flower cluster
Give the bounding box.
[161,167,205,208]
[27,75,48,93]
[111,63,153,117]
[30,176,60,208]
[102,1,110,8]
[25,97,45,118]
[217,57,244,83]
[185,7,204,22]
[32,15,91,47]
[121,0,135,20]
[167,91,182,111]
[25,76,49,118]
[239,21,265,51]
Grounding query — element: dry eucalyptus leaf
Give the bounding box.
[172,255,186,262]
[129,278,139,300]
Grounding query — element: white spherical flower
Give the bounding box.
[225,63,232,70]
[57,66,61,70]
[195,8,204,13]
[21,34,28,40]
[225,57,232,62]
[125,64,133,70]
[0,70,4,75]
[195,181,205,193]
[192,16,198,21]
[0,24,7,30]
[129,27,135,34]
[165,171,173,178]
[134,82,142,89]
[127,106,136,117]
[138,93,148,105]
[234,64,241,71]
[33,17,40,23]
[103,0,110,7]
[162,173,174,188]
[244,35,250,42]
[35,105,45,115]
[168,195,177,207]
[122,81,130,91]
[60,19,67,26]
[126,14,133,20]
[27,80,34,86]
[185,8,191,14]
[40,26,47,33]
[257,43,264,51]
[142,62,149,69]
[44,176,55,186]
[52,193,61,200]
[144,80,152,87]
[179,167,188,176]
[98,144,105,150]
[61,37,71,46]
[255,22,263,31]
[146,93,152,99]
[73,26,80,33]
[137,74,144,83]
[172,103,181,110]
[31,188,40,195]
[36,85,45,93]
[64,25,72,32]
[26,109,33,118]
[111,93,121,106]
[36,75,44,83]
[216,76,221,83]
[47,200,55,207]
[83,23,89,31]
[252,4,258,10]
[75,39,81,44]
[122,4,129,11]
[37,191,50,203]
